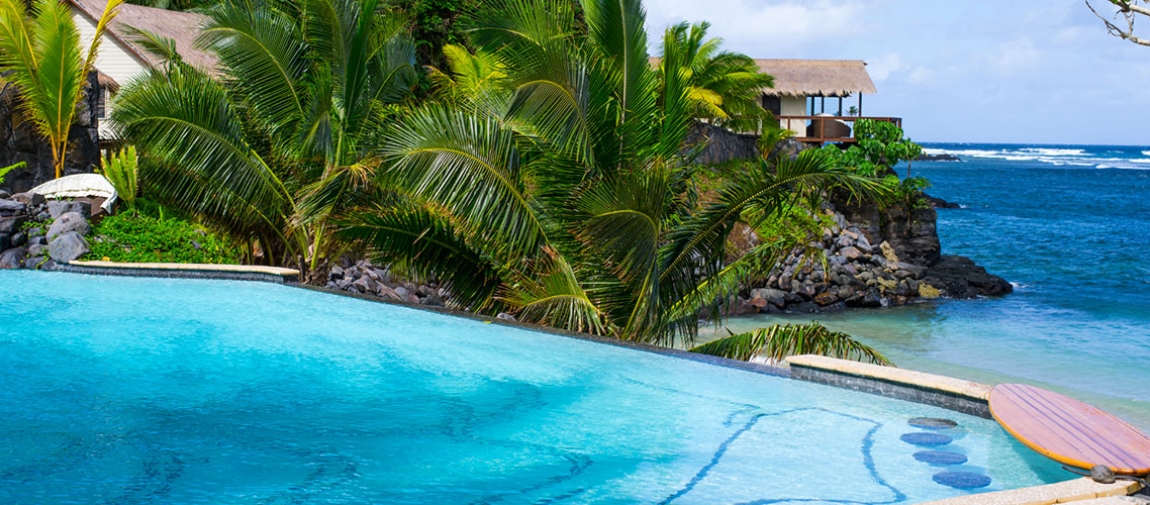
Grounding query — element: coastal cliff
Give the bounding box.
[733,198,1012,316]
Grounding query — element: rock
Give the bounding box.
[813,292,840,306]
[918,283,941,299]
[46,212,89,240]
[47,232,89,262]
[377,284,402,301]
[880,241,900,263]
[856,234,872,253]
[924,255,1012,298]
[329,265,344,279]
[10,232,25,248]
[496,312,517,321]
[0,233,8,251]
[0,247,26,269]
[11,192,45,206]
[47,200,91,219]
[41,259,57,271]
[352,276,375,294]
[22,256,40,269]
[840,246,862,260]
[925,194,961,209]
[0,215,24,234]
[821,301,847,313]
[837,285,855,300]
[915,153,961,162]
[0,199,26,215]
[890,261,927,276]
[758,288,789,307]
[0,190,8,199]
[789,302,820,314]
[395,286,411,300]
[847,289,883,308]
[420,294,445,307]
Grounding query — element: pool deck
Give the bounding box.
[917,477,1142,505]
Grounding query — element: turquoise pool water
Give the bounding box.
[0,271,1067,504]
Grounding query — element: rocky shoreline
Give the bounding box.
[726,200,1011,317]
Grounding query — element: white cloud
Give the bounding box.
[989,38,1042,74]
[906,66,935,85]
[867,53,906,81]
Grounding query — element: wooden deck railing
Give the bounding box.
[776,116,903,145]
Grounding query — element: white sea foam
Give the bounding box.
[1143,150,1150,156]
[1019,148,1086,156]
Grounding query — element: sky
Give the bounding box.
[642,0,1150,145]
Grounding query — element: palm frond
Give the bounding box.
[689,322,893,366]
[380,105,547,263]
[499,247,607,335]
[111,64,294,246]
[338,206,503,310]
[199,0,308,150]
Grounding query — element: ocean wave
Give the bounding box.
[1143,150,1150,156]
[1019,148,1086,156]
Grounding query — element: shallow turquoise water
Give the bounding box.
[0,271,1066,504]
[709,143,1150,433]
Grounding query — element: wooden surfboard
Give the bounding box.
[989,383,1150,476]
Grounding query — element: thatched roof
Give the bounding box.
[68,0,218,71]
[755,59,876,97]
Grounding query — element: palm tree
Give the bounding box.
[342,0,883,346]
[658,21,776,132]
[111,0,417,276]
[689,322,893,366]
[0,0,123,179]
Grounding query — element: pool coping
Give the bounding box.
[31,265,1147,503]
[785,354,994,419]
[60,260,300,283]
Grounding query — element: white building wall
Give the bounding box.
[72,8,151,140]
[777,96,809,135]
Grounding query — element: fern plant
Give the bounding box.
[101,146,139,210]
[689,322,893,366]
[0,161,25,185]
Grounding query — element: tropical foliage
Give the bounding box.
[0,0,122,179]
[87,206,241,264]
[101,146,139,210]
[689,322,893,366]
[0,161,24,185]
[657,21,775,132]
[340,0,883,346]
[111,0,418,278]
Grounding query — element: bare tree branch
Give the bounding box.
[1087,0,1150,46]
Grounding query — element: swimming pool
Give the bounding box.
[0,271,1068,504]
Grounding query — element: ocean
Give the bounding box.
[708,143,1150,432]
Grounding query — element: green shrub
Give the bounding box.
[86,211,240,264]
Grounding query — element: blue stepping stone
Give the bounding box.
[933,471,992,489]
[914,450,968,466]
[909,417,958,430]
[900,432,953,447]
